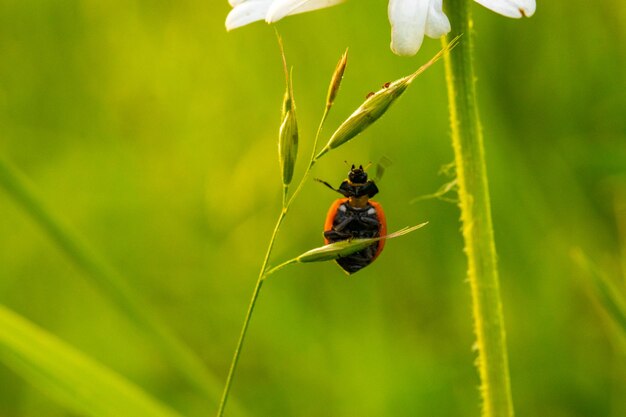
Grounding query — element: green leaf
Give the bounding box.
[0,304,182,417]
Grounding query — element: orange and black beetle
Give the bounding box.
[317,164,387,274]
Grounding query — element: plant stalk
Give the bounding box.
[442,1,514,416]
[216,103,330,417]
[215,208,285,417]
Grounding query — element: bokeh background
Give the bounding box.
[1,0,625,416]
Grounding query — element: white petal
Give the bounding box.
[229,0,246,7]
[266,0,344,23]
[424,0,450,38]
[389,0,430,56]
[474,0,536,18]
[225,0,273,30]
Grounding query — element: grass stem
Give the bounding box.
[216,98,331,417]
[442,1,514,416]
[215,208,286,417]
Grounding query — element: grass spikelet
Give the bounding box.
[262,223,428,278]
[278,81,298,187]
[326,49,348,110]
[315,37,460,160]
[277,34,298,191]
[296,223,427,263]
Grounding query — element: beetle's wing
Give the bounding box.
[373,156,393,183]
[369,200,387,259]
[324,198,349,245]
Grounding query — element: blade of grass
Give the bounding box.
[0,157,244,415]
[0,304,182,417]
[572,249,626,336]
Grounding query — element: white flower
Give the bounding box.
[388,0,451,56]
[225,0,536,56]
[473,0,536,19]
[390,0,535,56]
[225,0,345,31]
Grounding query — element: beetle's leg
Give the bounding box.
[359,216,380,228]
[332,215,355,232]
[315,178,346,196]
[324,229,352,241]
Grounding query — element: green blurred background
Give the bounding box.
[1,0,625,416]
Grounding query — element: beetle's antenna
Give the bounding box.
[315,178,344,195]
[364,161,373,171]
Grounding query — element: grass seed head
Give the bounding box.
[295,223,428,263]
[276,34,298,187]
[314,38,460,161]
[315,77,411,159]
[278,80,298,186]
[326,49,348,110]
[296,238,380,263]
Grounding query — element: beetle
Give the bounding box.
[316,164,387,274]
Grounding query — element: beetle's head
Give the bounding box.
[348,164,368,184]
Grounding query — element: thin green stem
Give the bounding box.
[0,157,239,413]
[216,208,286,417]
[216,100,331,417]
[312,106,331,163]
[264,258,298,278]
[286,106,330,208]
[442,1,514,416]
[282,185,289,208]
[215,184,302,417]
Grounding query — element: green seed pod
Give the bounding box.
[326,49,348,110]
[295,223,428,263]
[315,79,410,159]
[262,223,428,279]
[314,39,460,161]
[278,83,298,186]
[296,238,380,263]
